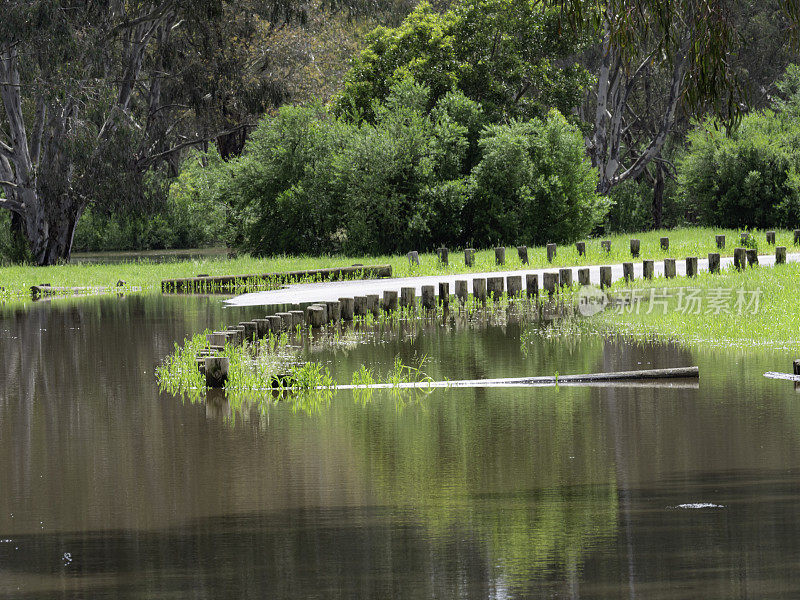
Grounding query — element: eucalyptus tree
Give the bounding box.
[0,0,302,265]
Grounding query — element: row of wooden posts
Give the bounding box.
[412,230,800,267]
[199,244,784,387]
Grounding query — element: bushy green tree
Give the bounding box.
[333,0,591,124]
[468,110,609,245]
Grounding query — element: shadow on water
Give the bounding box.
[1,295,800,598]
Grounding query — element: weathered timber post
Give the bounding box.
[794,359,800,375]
[601,240,611,253]
[664,258,676,278]
[421,285,436,310]
[708,253,720,274]
[716,234,726,249]
[465,248,475,267]
[543,272,558,297]
[766,231,776,245]
[525,274,538,298]
[325,301,341,322]
[599,266,612,289]
[400,287,416,309]
[746,249,758,267]
[643,260,654,280]
[366,294,380,316]
[473,278,487,305]
[578,268,590,286]
[733,248,746,270]
[495,247,506,265]
[289,310,304,327]
[686,257,698,277]
[622,262,634,282]
[354,296,368,317]
[576,241,586,256]
[206,332,229,347]
[777,246,787,264]
[205,357,229,388]
[795,229,800,245]
[253,319,270,338]
[277,313,293,329]
[660,237,669,251]
[507,275,522,298]
[307,306,326,328]
[455,280,468,303]
[226,325,245,345]
[547,243,557,263]
[339,298,354,320]
[487,277,504,300]
[263,315,281,333]
[630,239,640,258]
[408,251,420,265]
[517,246,529,264]
[438,282,450,308]
[559,268,572,288]
[383,290,398,311]
[438,247,449,266]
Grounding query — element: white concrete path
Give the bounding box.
[225,252,800,307]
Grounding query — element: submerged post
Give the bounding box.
[473,278,487,305]
[525,274,538,298]
[354,296,368,316]
[383,290,398,311]
[289,311,304,327]
[366,294,380,316]
[507,275,522,298]
[400,287,416,309]
[307,306,326,328]
[438,282,450,308]
[559,268,572,288]
[421,285,436,310]
[339,297,355,320]
[205,357,229,388]
[487,277,504,300]
[455,280,468,303]
[543,272,558,297]
[325,301,341,322]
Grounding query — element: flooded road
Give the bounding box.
[1,295,799,598]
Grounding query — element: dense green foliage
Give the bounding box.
[334,0,591,124]
[218,81,605,255]
[678,67,800,229]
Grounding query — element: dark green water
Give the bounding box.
[2,295,800,598]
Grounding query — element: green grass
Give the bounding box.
[2,226,796,303]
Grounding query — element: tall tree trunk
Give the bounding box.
[652,162,664,229]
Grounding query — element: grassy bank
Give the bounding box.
[1,227,796,303]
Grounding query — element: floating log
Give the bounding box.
[161,264,392,293]
[31,285,107,299]
[764,372,800,382]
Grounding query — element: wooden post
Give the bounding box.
[438,247,449,266]
[716,234,726,249]
[777,246,787,264]
[266,315,283,332]
[339,298,354,320]
[455,280,468,303]
[746,249,758,267]
[400,287,416,309]
[794,229,800,245]
[708,253,720,274]
[578,268,590,286]
[546,243,557,262]
[660,237,669,251]
[354,296,368,316]
[630,239,640,258]
[421,285,436,309]
[794,359,800,375]
[600,266,612,289]
[686,256,698,277]
[601,240,611,252]
[407,251,420,265]
[623,262,634,282]
[487,276,504,300]
[525,274,538,298]
[766,231,776,245]
[289,310,304,327]
[543,272,558,297]
[206,332,229,347]
[307,306,325,328]
[205,357,229,388]
[643,260,654,279]
[576,241,586,256]
[277,313,293,329]
[559,268,572,288]
[517,246,529,264]
[366,294,380,316]
[253,319,270,338]
[383,290,398,311]
[473,278,487,305]
[226,325,245,345]
[325,301,341,322]
[664,258,676,278]
[507,275,522,297]
[438,282,450,308]
[733,248,746,270]
[465,248,475,267]
[494,247,506,265]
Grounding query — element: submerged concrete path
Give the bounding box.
[225,251,800,307]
